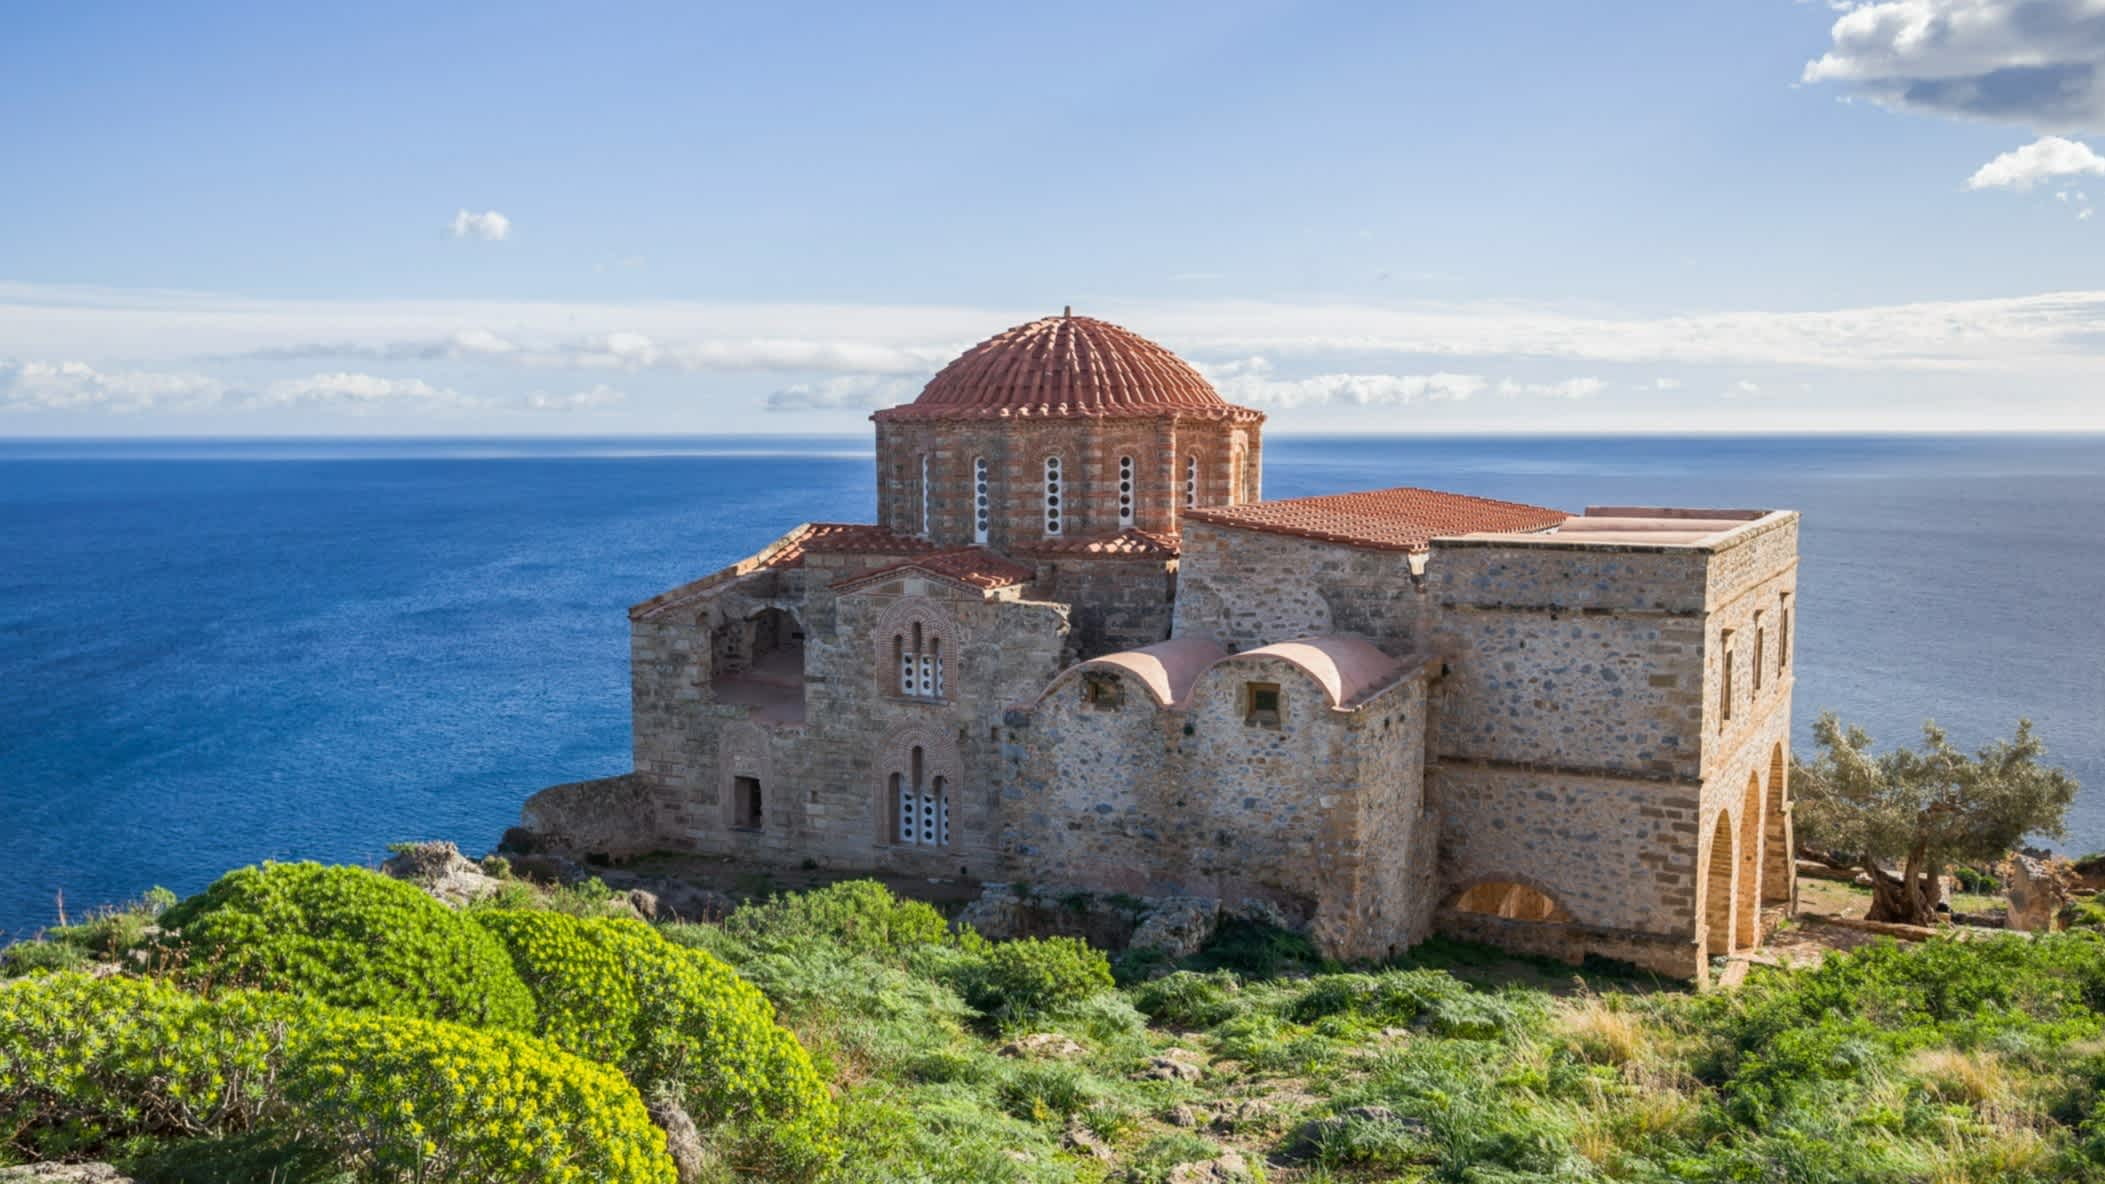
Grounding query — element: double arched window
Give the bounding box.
[889,744,950,847]
[892,621,944,699]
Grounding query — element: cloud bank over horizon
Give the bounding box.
[2,282,2104,433]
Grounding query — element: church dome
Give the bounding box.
[873,310,1260,422]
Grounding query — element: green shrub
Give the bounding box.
[475,909,838,1172]
[1132,970,1245,1029]
[724,879,951,959]
[0,940,88,978]
[286,1009,675,1184]
[1187,916,1327,977]
[161,862,534,1031]
[1287,969,1469,1027]
[0,972,677,1184]
[954,936,1114,1025]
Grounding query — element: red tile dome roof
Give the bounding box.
[872,310,1263,423]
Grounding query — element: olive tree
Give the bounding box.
[1793,712,2078,925]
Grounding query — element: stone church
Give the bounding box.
[520,311,1799,982]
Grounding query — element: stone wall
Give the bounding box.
[1037,557,1177,659]
[1009,649,1438,960]
[1172,523,1426,653]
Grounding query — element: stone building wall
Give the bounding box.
[1009,650,1437,961]
[1171,523,1427,653]
[1036,557,1178,659]
[874,417,1261,552]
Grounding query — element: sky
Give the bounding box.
[4,0,2105,435]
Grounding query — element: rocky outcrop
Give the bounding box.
[2003,853,2074,933]
[516,773,661,858]
[1128,897,1220,961]
[647,1096,712,1184]
[380,840,505,907]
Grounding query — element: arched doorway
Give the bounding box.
[1451,881,1572,923]
[1763,743,1793,906]
[1735,772,1765,950]
[1703,811,1736,956]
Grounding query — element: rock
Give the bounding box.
[498,826,545,854]
[1128,896,1220,961]
[1851,872,1874,888]
[998,1033,1087,1059]
[1165,1103,1209,1128]
[596,871,736,923]
[0,1167,137,1183]
[2072,853,2105,894]
[1063,1122,1115,1162]
[1228,897,1295,931]
[2003,853,2075,933]
[957,883,1028,941]
[517,772,660,858]
[1141,1051,1204,1082]
[379,841,505,908]
[647,1096,712,1184]
[1210,1098,1272,1131]
[1287,1106,1431,1159]
[1166,1152,1255,1183]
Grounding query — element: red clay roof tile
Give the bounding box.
[1013,527,1181,559]
[872,311,1264,424]
[832,547,1038,593]
[1183,488,1567,553]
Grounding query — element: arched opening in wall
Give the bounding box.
[1184,455,1198,509]
[1117,455,1136,527]
[1450,881,1571,923]
[919,454,932,537]
[1763,742,1793,905]
[1043,455,1063,536]
[1703,811,1737,956]
[887,746,951,848]
[972,456,990,544]
[1735,771,1765,950]
[890,620,946,699]
[709,607,806,726]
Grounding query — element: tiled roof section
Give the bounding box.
[762,522,942,570]
[1183,487,1567,553]
[832,547,1038,593]
[1013,528,1180,559]
[872,311,1265,424]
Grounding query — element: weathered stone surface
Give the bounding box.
[519,773,661,858]
[0,1166,137,1183]
[998,1033,1087,1059]
[1128,897,1220,961]
[1165,1152,1255,1183]
[647,1095,711,1184]
[1141,1051,1204,1082]
[1062,1122,1115,1162]
[2004,854,2073,933]
[379,840,504,907]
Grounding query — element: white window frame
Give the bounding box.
[972,456,990,544]
[1117,455,1135,527]
[1043,455,1063,537]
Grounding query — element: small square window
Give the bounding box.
[1244,681,1282,727]
[1082,672,1124,710]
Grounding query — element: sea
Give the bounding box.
[2,434,2101,941]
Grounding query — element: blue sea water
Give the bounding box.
[2,434,2101,940]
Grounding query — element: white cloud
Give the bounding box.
[523,384,625,411]
[766,374,919,411]
[1201,357,1488,408]
[1497,377,1605,399]
[1967,136,2105,189]
[1652,377,1683,390]
[1726,380,1764,398]
[0,359,222,411]
[256,372,475,409]
[447,209,512,241]
[1804,0,2105,132]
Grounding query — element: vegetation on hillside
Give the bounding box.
[7,865,2105,1181]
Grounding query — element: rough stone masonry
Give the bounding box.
[516,311,1797,984]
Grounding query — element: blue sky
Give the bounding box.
[4,0,2104,434]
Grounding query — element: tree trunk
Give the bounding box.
[1862,843,1942,925]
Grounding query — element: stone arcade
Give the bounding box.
[519,311,1799,983]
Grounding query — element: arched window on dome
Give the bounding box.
[889,746,950,847]
[1117,455,1135,527]
[918,454,931,537]
[1043,455,1063,537]
[972,457,990,544]
[1184,455,1198,509]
